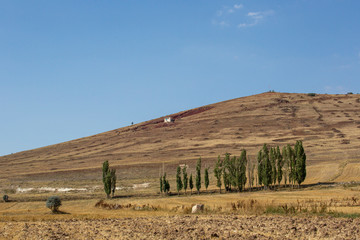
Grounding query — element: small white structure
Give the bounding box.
[164,117,174,123]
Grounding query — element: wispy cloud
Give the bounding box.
[212,3,244,27]
[212,20,229,27]
[234,4,243,9]
[238,10,274,28]
[213,4,274,29]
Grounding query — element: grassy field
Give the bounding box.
[1,182,360,223]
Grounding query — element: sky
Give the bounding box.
[1,0,360,156]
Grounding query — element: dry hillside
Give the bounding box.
[1,92,360,184]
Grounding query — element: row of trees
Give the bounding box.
[160,158,210,195]
[213,141,306,193]
[159,141,306,195]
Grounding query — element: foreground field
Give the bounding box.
[1,215,359,240]
[1,185,360,239]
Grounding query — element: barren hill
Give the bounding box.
[1,92,360,184]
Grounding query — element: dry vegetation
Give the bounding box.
[1,92,360,239]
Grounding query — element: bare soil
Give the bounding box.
[1,215,359,240]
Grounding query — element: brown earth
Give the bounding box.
[1,215,359,240]
[1,92,360,187]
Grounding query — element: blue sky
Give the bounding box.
[1,1,360,156]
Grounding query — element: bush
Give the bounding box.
[46,196,62,213]
[307,93,316,97]
[3,195,9,202]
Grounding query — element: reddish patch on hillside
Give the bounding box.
[170,106,213,120]
[133,106,213,130]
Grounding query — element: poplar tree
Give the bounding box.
[287,144,296,187]
[196,158,202,194]
[282,146,289,187]
[102,161,116,198]
[262,144,272,189]
[270,147,277,187]
[204,167,209,191]
[237,150,247,192]
[295,141,306,187]
[183,166,188,193]
[214,155,223,193]
[176,166,183,195]
[247,156,255,191]
[223,153,232,192]
[276,146,283,186]
[257,150,263,188]
[162,173,170,194]
[160,176,163,194]
[189,173,194,194]
[111,169,116,198]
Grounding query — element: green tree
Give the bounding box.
[238,150,247,191]
[287,144,296,188]
[160,176,163,194]
[270,147,277,188]
[204,167,209,191]
[276,146,283,186]
[111,169,116,198]
[183,166,188,193]
[295,141,306,187]
[196,158,202,194]
[162,173,170,194]
[261,144,272,189]
[102,161,116,198]
[257,150,263,187]
[282,146,289,187]
[189,173,194,194]
[102,161,109,185]
[104,171,112,198]
[102,161,111,198]
[247,157,255,191]
[214,155,223,193]
[46,196,62,213]
[223,153,232,192]
[176,166,183,195]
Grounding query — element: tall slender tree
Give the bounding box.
[176,166,183,195]
[160,176,163,194]
[287,144,296,188]
[111,169,116,198]
[262,144,272,189]
[196,158,202,194]
[247,156,255,191]
[295,141,306,187]
[189,173,194,194]
[237,150,247,192]
[214,155,223,193]
[102,161,116,198]
[270,147,277,188]
[276,146,283,187]
[282,146,289,188]
[204,167,209,191]
[257,150,263,188]
[183,166,188,193]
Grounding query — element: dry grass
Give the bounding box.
[1,184,360,222]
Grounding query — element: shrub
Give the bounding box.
[307,93,316,97]
[46,196,62,213]
[3,195,9,202]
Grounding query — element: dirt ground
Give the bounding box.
[1,215,359,240]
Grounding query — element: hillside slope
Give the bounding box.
[1,92,360,184]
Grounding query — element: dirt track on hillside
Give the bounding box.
[1,215,359,240]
